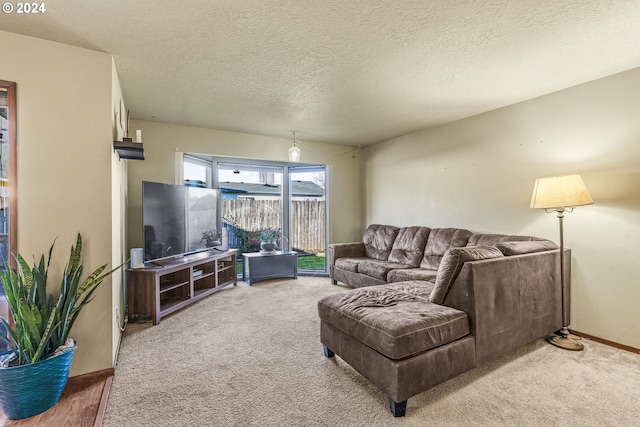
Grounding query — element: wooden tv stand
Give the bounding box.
[126,249,238,325]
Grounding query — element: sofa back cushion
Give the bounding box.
[430,246,504,304]
[388,226,431,267]
[495,240,558,256]
[467,233,544,247]
[420,228,473,270]
[362,224,400,261]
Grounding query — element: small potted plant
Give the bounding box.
[201,230,221,248]
[259,228,279,253]
[0,233,123,420]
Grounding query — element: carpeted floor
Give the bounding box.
[103,277,640,427]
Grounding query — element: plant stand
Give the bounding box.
[242,251,298,285]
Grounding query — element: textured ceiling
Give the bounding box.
[1,0,640,146]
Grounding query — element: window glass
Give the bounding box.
[184,155,211,188]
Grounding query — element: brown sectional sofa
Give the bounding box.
[318,224,565,416]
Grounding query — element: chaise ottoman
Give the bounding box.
[317,280,476,417]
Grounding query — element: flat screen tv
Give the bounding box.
[142,181,222,264]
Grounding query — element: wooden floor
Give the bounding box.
[0,369,112,427]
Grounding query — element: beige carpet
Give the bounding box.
[103,277,640,427]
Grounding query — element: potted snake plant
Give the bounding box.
[0,233,122,420]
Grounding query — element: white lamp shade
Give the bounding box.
[530,174,594,209]
[288,145,301,162]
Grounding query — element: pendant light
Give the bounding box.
[288,131,301,162]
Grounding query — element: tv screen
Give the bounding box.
[143,181,221,263]
[186,186,221,253]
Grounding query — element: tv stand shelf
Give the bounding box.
[127,249,238,325]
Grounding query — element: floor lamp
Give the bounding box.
[530,174,593,351]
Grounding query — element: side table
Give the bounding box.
[242,251,298,285]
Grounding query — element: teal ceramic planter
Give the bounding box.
[0,345,76,420]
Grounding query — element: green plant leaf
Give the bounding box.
[76,264,107,297]
[67,233,82,277]
[31,293,62,363]
[16,254,33,294]
[0,317,18,355]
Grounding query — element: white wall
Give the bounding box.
[365,67,640,349]
[0,30,119,375]
[126,120,365,252]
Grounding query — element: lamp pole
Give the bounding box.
[547,207,583,351]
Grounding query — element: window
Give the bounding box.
[289,165,327,274]
[183,155,328,275]
[184,155,212,188]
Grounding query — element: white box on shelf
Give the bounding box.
[130,248,144,269]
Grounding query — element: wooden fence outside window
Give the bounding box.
[222,199,326,254]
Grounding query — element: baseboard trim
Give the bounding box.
[69,367,114,427]
[94,375,113,427]
[70,367,115,381]
[571,329,640,355]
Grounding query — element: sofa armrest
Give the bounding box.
[328,242,365,279]
[442,249,569,365]
[329,242,365,258]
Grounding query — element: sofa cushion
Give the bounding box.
[388,226,431,267]
[357,260,411,281]
[495,240,558,256]
[317,281,469,360]
[363,224,400,261]
[467,233,543,246]
[387,268,437,283]
[334,257,369,273]
[420,228,473,270]
[430,246,504,304]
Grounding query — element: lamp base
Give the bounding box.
[555,327,582,341]
[546,334,584,351]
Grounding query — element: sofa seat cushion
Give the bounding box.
[357,260,412,281]
[334,257,369,273]
[387,268,438,283]
[317,281,470,360]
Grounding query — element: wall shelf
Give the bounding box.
[113,138,144,160]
